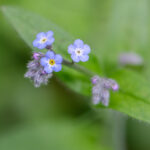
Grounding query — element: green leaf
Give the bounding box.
[2,6,150,123]
[94,69,150,123]
[108,69,150,123]
[92,0,150,123]
[110,93,150,123]
[1,6,101,96]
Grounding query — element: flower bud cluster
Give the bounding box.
[91,76,119,106]
[24,52,52,87]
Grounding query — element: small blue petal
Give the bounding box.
[45,51,55,59]
[37,43,47,49]
[80,54,89,62]
[71,54,80,63]
[36,32,45,38]
[83,44,91,54]
[40,57,48,67]
[46,31,53,38]
[55,54,63,64]
[68,45,75,54]
[33,39,40,47]
[44,66,53,74]
[46,37,55,45]
[53,64,62,72]
[74,39,84,48]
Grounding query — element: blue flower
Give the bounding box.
[33,31,55,49]
[40,51,63,74]
[68,39,91,63]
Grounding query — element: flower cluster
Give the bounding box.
[24,30,118,106]
[25,31,91,87]
[91,75,119,106]
[24,52,52,87]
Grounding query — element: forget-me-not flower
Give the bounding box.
[33,31,55,49]
[68,39,91,63]
[40,51,63,74]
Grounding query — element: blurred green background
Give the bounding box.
[0,0,150,150]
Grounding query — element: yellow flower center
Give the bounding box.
[49,59,55,66]
[41,38,47,43]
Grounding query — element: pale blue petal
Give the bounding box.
[46,37,55,45]
[74,39,84,48]
[55,54,63,64]
[71,54,80,62]
[36,32,45,38]
[44,66,53,74]
[68,44,75,54]
[83,44,91,54]
[37,43,47,49]
[46,31,53,38]
[40,57,49,67]
[53,64,62,72]
[80,54,89,62]
[33,39,40,47]
[45,51,55,59]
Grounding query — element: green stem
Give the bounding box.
[62,59,95,77]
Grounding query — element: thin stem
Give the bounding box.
[62,59,95,77]
[112,112,127,150]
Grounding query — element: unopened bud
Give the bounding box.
[119,52,143,66]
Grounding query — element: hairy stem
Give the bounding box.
[62,59,95,77]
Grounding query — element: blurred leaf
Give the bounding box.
[3,6,150,123]
[127,118,150,150]
[92,0,150,123]
[97,0,149,75]
[109,69,150,123]
[0,121,111,150]
[2,6,101,96]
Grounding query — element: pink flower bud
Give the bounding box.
[33,53,40,60]
[112,83,119,91]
